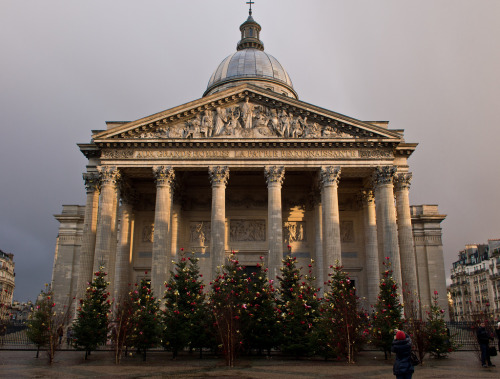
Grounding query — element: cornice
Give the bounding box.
[94,139,401,149]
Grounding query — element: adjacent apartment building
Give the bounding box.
[0,250,15,322]
[449,239,500,321]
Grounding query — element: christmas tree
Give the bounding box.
[240,256,279,356]
[315,263,368,362]
[162,250,208,358]
[426,290,456,358]
[26,286,52,358]
[277,253,320,358]
[209,252,247,367]
[128,275,161,361]
[72,266,111,359]
[370,258,403,359]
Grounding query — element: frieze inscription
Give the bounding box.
[102,148,393,160]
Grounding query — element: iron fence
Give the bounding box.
[1,321,498,352]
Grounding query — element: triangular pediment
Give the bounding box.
[93,84,403,143]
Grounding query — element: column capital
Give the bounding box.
[97,166,121,186]
[373,166,396,187]
[209,166,229,186]
[153,166,175,186]
[359,189,375,206]
[394,172,413,191]
[82,172,100,193]
[264,166,285,186]
[320,166,341,187]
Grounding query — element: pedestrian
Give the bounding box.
[66,326,73,345]
[496,321,500,353]
[391,329,414,379]
[57,325,64,345]
[476,321,495,368]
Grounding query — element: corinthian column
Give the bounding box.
[320,166,342,282]
[361,189,379,307]
[209,166,229,277]
[94,166,121,296]
[76,172,100,303]
[114,186,135,302]
[151,166,175,297]
[265,166,285,280]
[373,166,403,297]
[394,172,419,299]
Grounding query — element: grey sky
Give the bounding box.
[1,1,499,302]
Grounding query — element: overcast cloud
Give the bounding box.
[1,1,499,302]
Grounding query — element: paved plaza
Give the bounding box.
[0,350,498,378]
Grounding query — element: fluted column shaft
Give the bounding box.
[361,189,379,307]
[114,200,133,302]
[265,166,285,280]
[374,166,403,297]
[76,173,100,304]
[394,173,419,298]
[314,202,324,290]
[320,166,342,282]
[209,166,229,277]
[151,166,175,297]
[94,166,121,297]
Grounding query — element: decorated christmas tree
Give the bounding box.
[315,263,369,362]
[240,256,279,355]
[26,286,52,358]
[72,266,111,359]
[370,258,403,359]
[426,290,456,358]
[277,252,320,358]
[128,275,161,361]
[162,250,208,358]
[209,252,247,367]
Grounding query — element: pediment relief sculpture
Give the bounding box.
[128,98,373,140]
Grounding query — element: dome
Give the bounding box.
[203,14,297,99]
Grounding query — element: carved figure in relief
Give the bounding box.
[283,221,306,243]
[201,110,214,137]
[230,220,266,242]
[290,115,303,138]
[278,110,291,137]
[213,107,227,136]
[190,222,210,245]
[225,106,242,135]
[142,224,154,243]
[340,221,354,243]
[185,114,202,139]
[239,97,254,129]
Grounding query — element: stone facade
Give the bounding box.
[0,249,15,322]
[449,239,500,321]
[50,12,448,316]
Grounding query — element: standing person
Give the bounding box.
[391,329,414,379]
[66,326,73,346]
[496,321,500,353]
[476,322,495,368]
[57,325,64,345]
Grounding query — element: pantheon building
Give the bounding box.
[51,12,448,314]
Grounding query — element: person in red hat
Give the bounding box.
[391,329,414,379]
